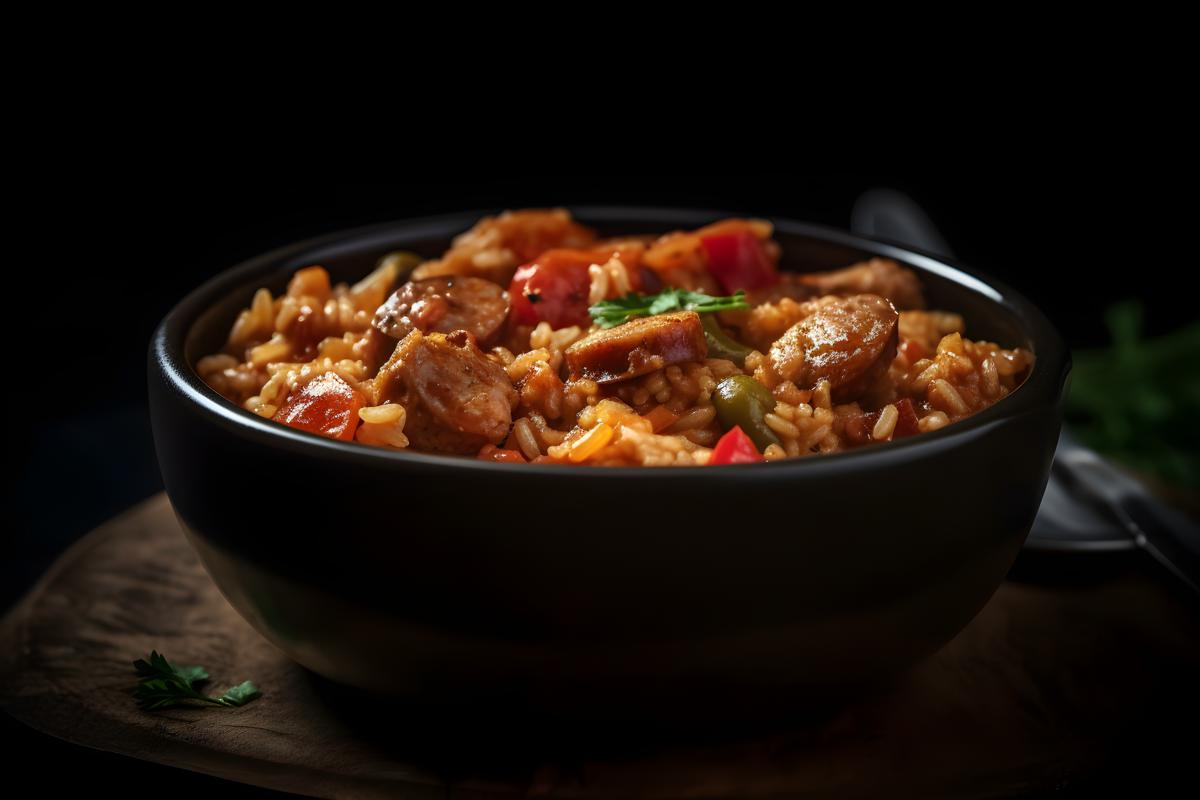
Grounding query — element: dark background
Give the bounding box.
[4,175,1191,795]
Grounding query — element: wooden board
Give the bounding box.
[3,493,1198,798]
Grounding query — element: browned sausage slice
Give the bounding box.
[373,277,510,344]
[564,310,707,384]
[377,330,517,453]
[768,294,899,401]
[799,258,925,310]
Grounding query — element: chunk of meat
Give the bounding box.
[373,277,509,345]
[352,326,398,375]
[799,258,925,310]
[376,330,517,453]
[767,294,899,401]
[400,401,498,455]
[564,311,707,384]
[744,273,817,305]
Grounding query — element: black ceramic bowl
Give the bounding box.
[149,208,1069,718]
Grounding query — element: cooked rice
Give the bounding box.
[198,210,1035,466]
[355,403,409,449]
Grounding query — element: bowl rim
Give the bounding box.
[150,205,1070,480]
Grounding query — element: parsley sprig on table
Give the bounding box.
[589,288,750,328]
[133,651,261,710]
[1066,301,1200,490]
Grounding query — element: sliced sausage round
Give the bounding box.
[768,294,899,401]
[376,329,517,453]
[404,330,517,444]
[565,310,708,384]
[373,277,510,345]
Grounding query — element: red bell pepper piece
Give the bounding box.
[273,372,363,441]
[709,425,764,464]
[893,397,920,438]
[699,229,778,293]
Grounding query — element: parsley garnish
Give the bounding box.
[589,289,750,328]
[133,651,262,711]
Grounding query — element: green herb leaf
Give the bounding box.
[132,651,261,711]
[1065,300,1200,489]
[215,681,262,707]
[134,651,209,685]
[589,289,749,328]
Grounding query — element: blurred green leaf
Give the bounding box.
[1065,301,1200,488]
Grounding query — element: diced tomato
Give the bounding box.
[477,444,527,463]
[699,229,779,293]
[272,372,363,441]
[898,339,927,363]
[842,413,875,445]
[893,397,920,438]
[509,252,591,328]
[709,425,764,464]
[845,398,920,446]
[509,247,643,329]
[509,263,556,325]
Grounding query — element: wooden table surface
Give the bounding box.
[3,493,1199,798]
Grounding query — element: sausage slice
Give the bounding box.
[768,294,899,401]
[377,330,517,453]
[565,310,707,384]
[373,277,510,345]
